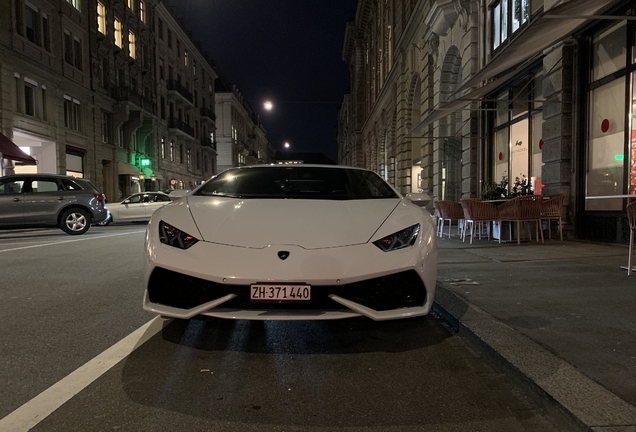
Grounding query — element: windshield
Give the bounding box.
[194,166,399,200]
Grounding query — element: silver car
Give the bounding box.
[99,192,172,225]
[0,174,109,235]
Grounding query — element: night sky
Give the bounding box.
[168,0,358,162]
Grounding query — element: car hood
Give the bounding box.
[186,196,401,249]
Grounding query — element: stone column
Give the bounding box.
[541,42,574,233]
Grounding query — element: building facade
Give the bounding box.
[340,0,635,242]
[155,1,218,191]
[1,0,274,200]
[215,74,276,173]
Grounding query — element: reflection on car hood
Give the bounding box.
[186,196,401,249]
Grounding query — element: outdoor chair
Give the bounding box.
[626,201,636,276]
[433,201,444,237]
[460,199,499,244]
[498,195,545,245]
[438,200,464,239]
[541,193,565,241]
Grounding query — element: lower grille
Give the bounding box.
[148,267,426,312]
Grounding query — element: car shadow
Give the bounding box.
[117,315,459,428]
[160,314,449,354]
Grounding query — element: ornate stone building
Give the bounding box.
[1,0,275,200]
[341,0,635,242]
[215,73,276,173]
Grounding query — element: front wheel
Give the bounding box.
[60,208,91,235]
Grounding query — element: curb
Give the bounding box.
[433,282,636,432]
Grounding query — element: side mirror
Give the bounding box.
[123,199,130,204]
[405,193,431,207]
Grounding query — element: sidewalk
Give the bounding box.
[433,233,636,432]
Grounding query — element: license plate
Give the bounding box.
[250,284,311,302]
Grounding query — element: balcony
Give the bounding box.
[110,87,156,114]
[166,79,193,105]
[168,118,195,138]
[200,107,216,122]
[201,138,217,151]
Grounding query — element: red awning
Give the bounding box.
[0,132,37,165]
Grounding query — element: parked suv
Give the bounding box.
[0,174,109,235]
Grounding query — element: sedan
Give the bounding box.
[143,165,438,321]
[102,192,171,225]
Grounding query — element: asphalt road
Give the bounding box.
[0,224,571,432]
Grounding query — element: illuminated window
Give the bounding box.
[491,0,529,50]
[139,1,146,24]
[97,2,106,35]
[114,18,122,48]
[66,0,80,12]
[128,30,136,59]
[184,50,188,67]
[127,0,134,12]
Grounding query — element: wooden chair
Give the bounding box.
[626,201,636,276]
[498,196,545,245]
[541,193,565,241]
[460,199,499,244]
[438,200,464,239]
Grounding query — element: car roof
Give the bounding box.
[0,173,84,180]
[219,164,373,173]
[231,164,361,169]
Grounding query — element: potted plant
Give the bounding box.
[481,175,509,200]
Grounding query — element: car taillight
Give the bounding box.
[94,194,106,202]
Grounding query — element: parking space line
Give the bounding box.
[0,317,165,432]
[0,231,145,253]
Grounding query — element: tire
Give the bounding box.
[60,208,91,235]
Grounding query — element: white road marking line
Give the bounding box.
[0,231,145,253]
[0,317,166,432]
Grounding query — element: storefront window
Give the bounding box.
[489,72,542,195]
[585,20,635,211]
[66,151,84,178]
[510,118,529,183]
[531,111,543,194]
[586,78,625,210]
[630,72,636,194]
[592,21,626,82]
[496,92,508,126]
[495,127,509,184]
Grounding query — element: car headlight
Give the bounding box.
[159,221,199,249]
[373,224,420,252]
